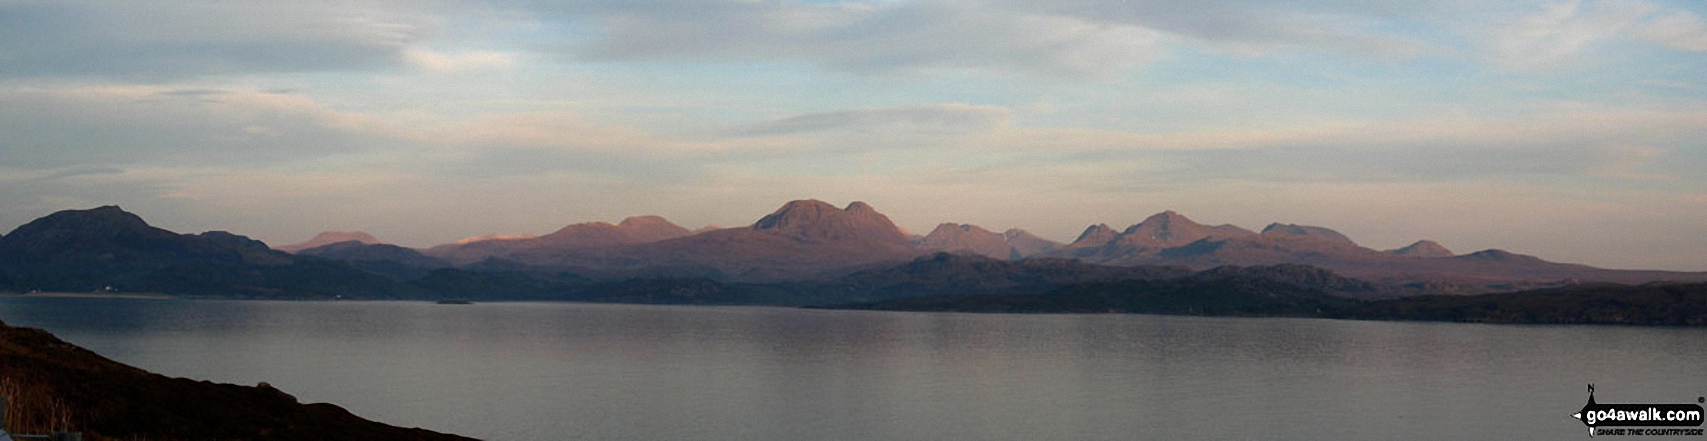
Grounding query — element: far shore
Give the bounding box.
[3,291,175,300]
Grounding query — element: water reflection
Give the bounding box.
[0,297,1702,441]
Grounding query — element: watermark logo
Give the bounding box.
[1570,384,1705,437]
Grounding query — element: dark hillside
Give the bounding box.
[0,320,474,440]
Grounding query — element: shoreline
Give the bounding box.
[5,291,1702,327]
[3,292,175,300]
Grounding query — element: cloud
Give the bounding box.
[436,147,709,180]
[377,110,805,179]
[1484,0,1657,69]
[403,49,520,72]
[553,0,1166,78]
[733,104,1010,137]
[0,165,188,234]
[427,111,799,155]
[23,165,126,182]
[1631,7,1707,51]
[0,1,429,79]
[996,0,1458,60]
[513,0,1473,78]
[0,84,401,168]
[415,101,1705,184]
[1483,0,1707,69]
[948,107,1707,185]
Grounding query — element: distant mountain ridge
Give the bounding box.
[405,201,1707,289]
[1046,211,1704,291]
[562,200,921,281]
[921,223,1061,260]
[427,214,691,265]
[5,202,1705,294]
[277,231,381,253]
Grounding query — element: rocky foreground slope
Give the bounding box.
[0,320,474,440]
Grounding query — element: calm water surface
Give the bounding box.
[0,297,1702,440]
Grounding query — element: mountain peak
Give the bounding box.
[427,215,689,263]
[453,233,534,245]
[277,231,381,253]
[539,215,690,246]
[922,223,1009,259]
[4,206,157,241]
[1003,228,1063,258]
[751,199,907,243]
[197,231,272,251]
[1388,240,1454,258]
[618,215,673,228]
[1259,223,1357,247]
[933,223,984,234]
[1125,211,1204,236]
[1457,249,1541,263]
[1108,211,1256,249]
[1067,224,1118,248]
[1149,210,1184,220]
[755,200,839,225]
[54,205,147,226]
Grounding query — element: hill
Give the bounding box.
[0,207,415,299]
[0,320,473,440]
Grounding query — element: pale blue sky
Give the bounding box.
[1,0,1704,270]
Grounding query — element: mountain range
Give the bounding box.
[419,200,924,282]
[0,206,412,298]
[426,215,692,265]
[1045,210,1702,291]
[341,200,1704,291]
[2,201,1704,301]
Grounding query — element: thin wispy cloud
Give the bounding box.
[733,104,1010,137]
[558,1,1168,78]
[0,0,1704,270]
[0,1,430,79]
[1631,6,1707,50]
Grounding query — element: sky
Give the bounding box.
[1,0,1704,271]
